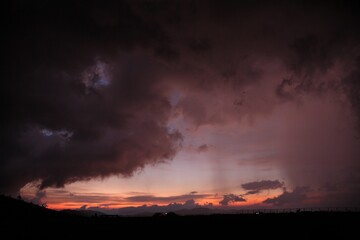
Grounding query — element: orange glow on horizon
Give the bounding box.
[46,193,278,210]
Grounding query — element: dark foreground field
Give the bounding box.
[1,195,359,237]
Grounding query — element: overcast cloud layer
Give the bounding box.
[1,0,360,206]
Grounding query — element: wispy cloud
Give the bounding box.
[125,193,212,203]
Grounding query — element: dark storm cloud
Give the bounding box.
[242,180,284,195]
[274,4,360,115]
[1,0,360,208]
[0,0,182,193]
[219,194,246,206]
[263,187,309,207]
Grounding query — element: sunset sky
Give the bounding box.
[2,0,360,211]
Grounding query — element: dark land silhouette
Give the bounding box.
[1,195,359,237]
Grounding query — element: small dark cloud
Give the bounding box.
[219,194,246,206]
[245,190,260,195]
[242,180,284,195]
[190,191,198,194]
[97,203,119,207]
[263,187,309,206]
[197,144,209,153]
[188,38,212,54]
[288,35,334,78]
[80,205,87,210]
[276,78,295,101]
[52,189,69,194]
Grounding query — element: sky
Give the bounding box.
[1,0,360,211]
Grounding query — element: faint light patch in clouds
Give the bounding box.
[82,60,111,94]
[40,128,73,140]
[20,182,48,205]
[170,89,182,107]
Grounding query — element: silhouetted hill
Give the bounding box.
[0,194,77,220]
[0,194,92,237]
[174,207,213,215]
[61,209,106,217]
[1,195,359,237]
